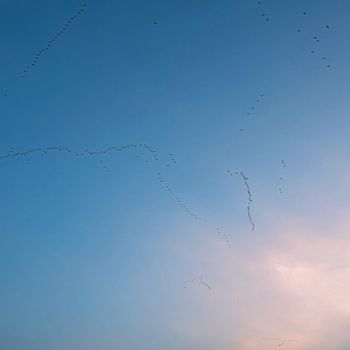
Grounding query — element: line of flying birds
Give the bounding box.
[226,170,255,231]
[21,2,89,79]
[183,275,212,291]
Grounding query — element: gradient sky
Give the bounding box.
[1,0,350,349]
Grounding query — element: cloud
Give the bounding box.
[174,218,350,349]
[234,220,350,349]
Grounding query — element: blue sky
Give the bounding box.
[1,1,350,349]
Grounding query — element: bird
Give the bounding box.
[199,277,212,290]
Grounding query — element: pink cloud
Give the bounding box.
[175,219,350,349]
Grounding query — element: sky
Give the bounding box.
[1,0,350,349]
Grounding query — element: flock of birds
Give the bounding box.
[0,141,249,255]
[246,93,265,117]
[0,2,338,348]
[0,143,161,179]
[1,1,89,98]
[0,143,159,162]
[240,171,255,231]
[156,171,201,221]
[238,92,266,132]
[256,1,332,69]
[226,170,255,232]
[216,227,233,248]
[183,275,212,291]
[0,142,207,220]
[257,1,271,22]
[262,337,299,348]
[279,159,287,194]
[296,12,332,69]
[20,2,89,79]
